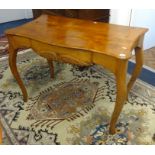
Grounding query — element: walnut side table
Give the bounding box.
[5,14,148,134]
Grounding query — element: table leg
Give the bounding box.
[47,59,54,78]
[109,60,128,134]
[9,46,28,102]
[127,47,143,95]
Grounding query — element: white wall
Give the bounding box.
[110,9,131,26]
[0,9,33,23]
[130,9,155,49]
[110,9,155,50]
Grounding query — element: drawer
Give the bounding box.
[31,40,93,66]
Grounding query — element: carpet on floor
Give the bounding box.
[0,50,155,145]
[0,35,8,58]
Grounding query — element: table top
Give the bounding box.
[5,14,148,59]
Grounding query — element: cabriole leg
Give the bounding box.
[9,45,28,102]
[109,60,128,134]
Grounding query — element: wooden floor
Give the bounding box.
[144,47,155,70]
[132,47,155,70]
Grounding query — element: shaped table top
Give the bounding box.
[5,14,148,59]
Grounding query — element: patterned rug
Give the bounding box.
[0,50,155,145]
[0,35,8,58]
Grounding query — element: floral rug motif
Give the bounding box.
[0,50,155,145]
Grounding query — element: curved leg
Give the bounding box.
[109,60,128,134]
[9,45,28,102]
[47,59,54,78]
[127,47,143,94]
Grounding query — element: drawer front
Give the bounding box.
[55,48,92,66]
[31,40,93,66]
